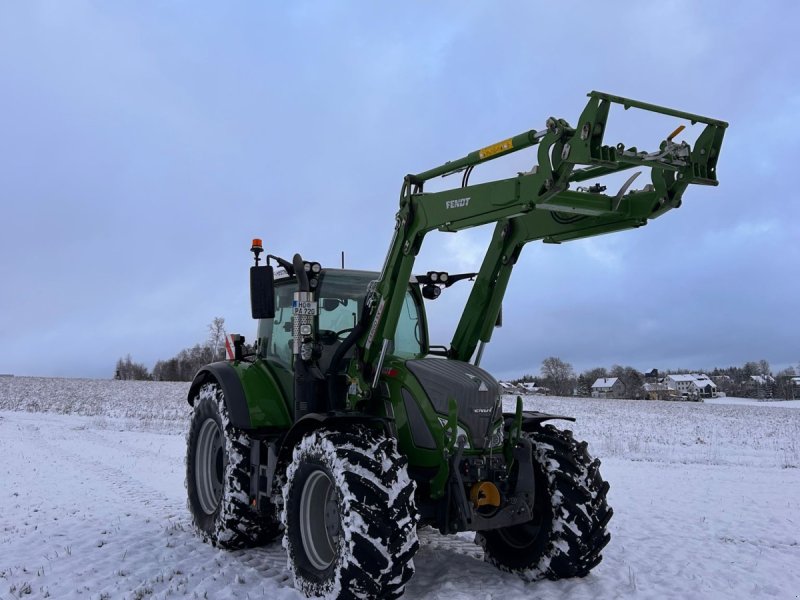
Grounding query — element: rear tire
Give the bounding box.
[186,381,280,548]
[282,426,419,599]
[477,424,612,580]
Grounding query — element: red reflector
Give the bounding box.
[382,368,399,377]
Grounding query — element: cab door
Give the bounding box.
[256,280,295,402]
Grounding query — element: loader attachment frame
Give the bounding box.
[347,91,726,402]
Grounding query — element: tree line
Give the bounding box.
[114,317,228,381]
[512,357,646,398]
[115,328,798,399]
[512,357,800,400]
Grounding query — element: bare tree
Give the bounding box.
[152,358,179,381]
[742,361,760,378]
[776,367,797,400]
[610,365,644,399]
[153,344,213,381]
[114,354,151,380]
[150,318,226,382]
[540,356,575,396]
[208,317,227,362]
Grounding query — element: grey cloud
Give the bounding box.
[0,2,797,378]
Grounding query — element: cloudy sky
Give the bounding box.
[1,2,797,380]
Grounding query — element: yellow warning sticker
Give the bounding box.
[478,137,513,160]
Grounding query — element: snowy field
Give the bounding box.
[1,377,799,599]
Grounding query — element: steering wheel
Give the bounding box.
[318,328,355,344]
[334,327,355,341]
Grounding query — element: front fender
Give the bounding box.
[503,410,576,432]
[276,412,393,467]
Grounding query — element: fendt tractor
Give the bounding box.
[185,91,726,599]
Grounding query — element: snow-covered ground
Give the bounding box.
[704,396,800,408]
[1,378,799,599]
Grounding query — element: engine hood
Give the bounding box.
[405,358,501,449]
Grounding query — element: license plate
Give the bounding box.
[292,300,318,316]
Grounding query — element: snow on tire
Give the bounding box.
[282,426,419,600]
[477,424,612,581]
[186,381,280,549]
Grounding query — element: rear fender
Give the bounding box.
[188,362,252,429]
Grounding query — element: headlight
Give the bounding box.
[489,423,504,447]
[438,417,472,449]
[456,425,471,449]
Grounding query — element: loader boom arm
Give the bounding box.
[348,92,727,400]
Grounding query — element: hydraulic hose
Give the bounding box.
[292,253,310,292]
[326,301,371,410]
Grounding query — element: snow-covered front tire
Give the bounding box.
[477,424,612,580]
[282,426,419,599]
[186,382,280,548]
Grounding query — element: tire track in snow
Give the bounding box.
[31,422,181,520]
[3,415,300,599]
[67,423,180,463]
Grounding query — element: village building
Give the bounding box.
[499,381,549,395]
[519,382,549,395]
[664,373,717,399]
[591,377,625,398]
[642,382,673,400]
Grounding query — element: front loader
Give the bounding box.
[185,91,726,599]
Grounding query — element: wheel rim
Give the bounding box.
[496,521,543,550]
[195,418,224,515]
[299,470,341,571]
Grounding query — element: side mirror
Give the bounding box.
[250,265,275,319]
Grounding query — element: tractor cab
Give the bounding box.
[255,268,426,370]
[251,259,432,416]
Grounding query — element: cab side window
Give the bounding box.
[393,291,422,358]
[266,283,295,365]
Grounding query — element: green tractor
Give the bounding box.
[185,92,726,599]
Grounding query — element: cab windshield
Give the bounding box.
[315,270,425,362]
[258,270,424,372]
